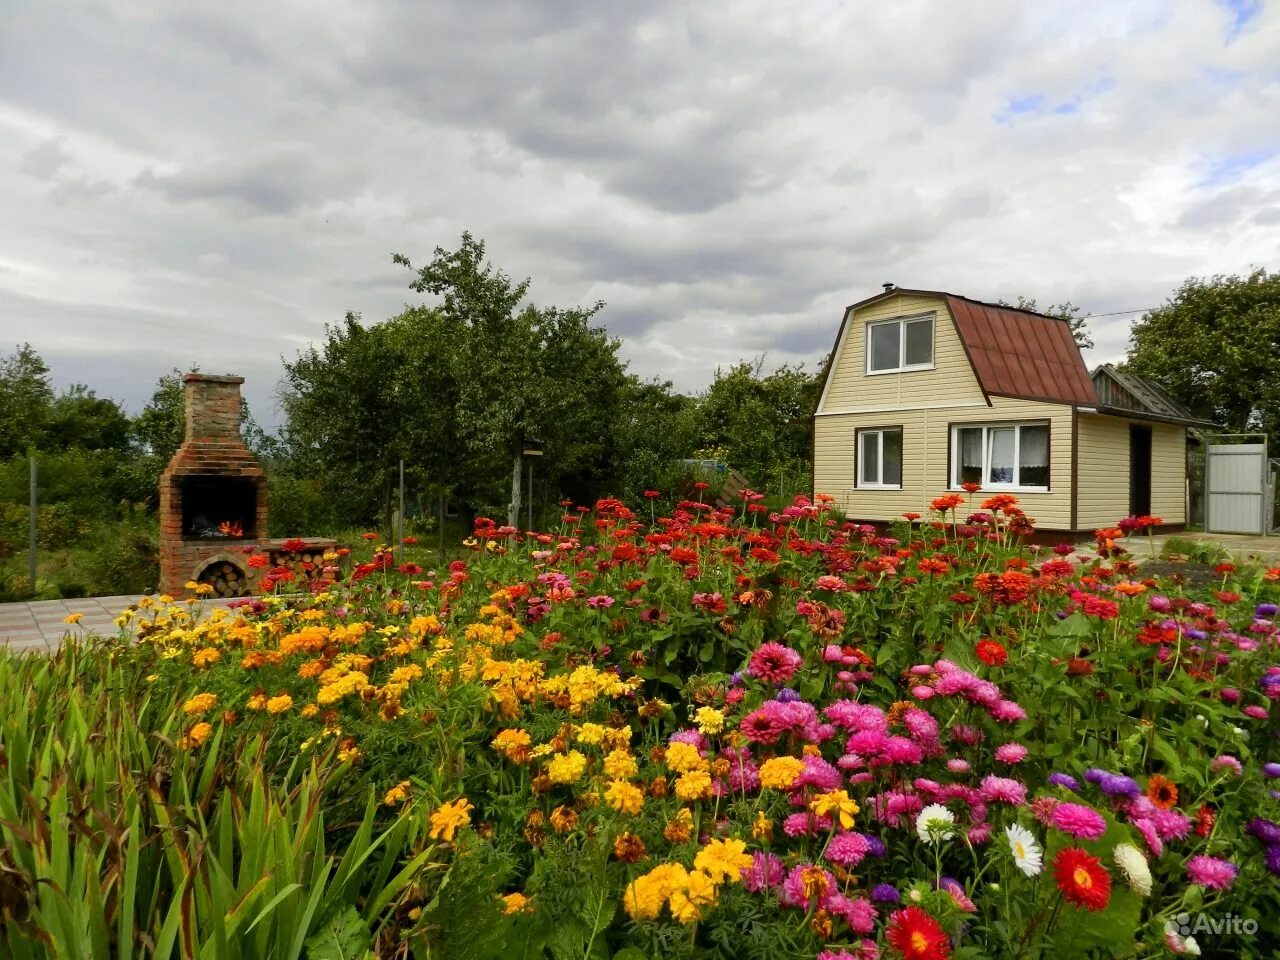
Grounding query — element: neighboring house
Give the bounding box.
[811,286,1214,534]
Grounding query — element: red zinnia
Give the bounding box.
[1053,848,1111,911]
[886,905,950,959]
[975,638,1008,667]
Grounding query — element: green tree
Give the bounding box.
[0,344,54,458]
[46,385,132,452]
[131,369,187,463]
[1000,297,1094,350]
[1124,268,1280,437]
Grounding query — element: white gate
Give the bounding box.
[1205,439,1272,534]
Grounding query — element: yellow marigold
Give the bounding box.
[297,659,326,679]
[388,664,423,685]
[300,704,319,719]
[492,728,533,763]
[664,741,707,774]
[605,780,645,815]
[546,750,588,785]
[383,780,411,806]
[759,756,806,790]
[550,805,579,833]
[266,694,293,714]
[623,862,689,921]
[575,722,607,745]
[429,797,473,842]
[694,837,753,884]
[668,870,718,925]
[693,706,726,735]
[603,749,638,780]
[601,725,634,751]
[179,722,213,748]
[501,892,533,915]
[664,808,694,844]
[752,811,774,842]
[63,612,83,625]
[810,789,859,830]
[182,692,218,715]
[674,769,713,802]
[246,692,268,711]
[316,671,369,705]
[337,744,362,763]
[192,647,221,669]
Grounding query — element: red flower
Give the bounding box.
[930,494,965,512]
[1053,848,1111,911]
[643,489,661,499]
[960,481,982,493]
[281,537,308,553]
[398,563,423,576]
[886,905,951,959]
[402,536,418,545]
[361,532,378,541]
[1195,804,1215,838]
[975,638,1008,667]
[902,512,921,521]
[247,554,270,569]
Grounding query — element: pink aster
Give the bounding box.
[880,736,923,765]
[794,755,843,791]
[994,743,1029,764]
[1132,817,1164,857]
[990,699,1028,723]
[825,830,870,868]
[1151,808,1191,841]
[902,707,939,741]
[1186,855,1237,890]
[742,851,785,892]
[748,642,803,684]
[740,709,784,744]
[979,775,1027,805]
[1050,802,1107,841]
[825,700,888,732]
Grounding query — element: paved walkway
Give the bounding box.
[0,595,239,654]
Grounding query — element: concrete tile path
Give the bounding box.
[0,595,239,654]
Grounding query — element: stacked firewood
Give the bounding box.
[199,561,249,597]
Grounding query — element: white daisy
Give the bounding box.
[916,803,956,844]
[1113,843,1153,896]
[1004,823,1043,876]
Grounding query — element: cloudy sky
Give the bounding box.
[2,1,1278,428]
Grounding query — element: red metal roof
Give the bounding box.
[944,295,1098,406]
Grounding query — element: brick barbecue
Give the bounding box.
[158,374,269,596]
[157,373,338,597]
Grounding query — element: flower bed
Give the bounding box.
[3,491,1279,958]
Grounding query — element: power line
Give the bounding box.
[1086,307,1157,320]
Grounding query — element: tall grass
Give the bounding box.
[0,641,441,959]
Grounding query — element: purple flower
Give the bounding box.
[870,883,900,904]
[1255,603,1278,618]
[862,834,886,858]
[775,687,802,703]
[1266,846,1280,877]
[1263,762,1280,778]
[1098,773,1141,798]
[1246,818,1280,846]
[1047,772,1080,792]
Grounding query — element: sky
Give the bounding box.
[2,0,1278,430]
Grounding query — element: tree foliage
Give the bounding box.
[1124,268,1280,437]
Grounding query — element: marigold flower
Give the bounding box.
[605,780,645,815]
[759,756,806,790]
[668,869,718,924]
[664,808,694,844]
[810,789,859,830]
[182,693,218,715]
[612,832,647,863]
[546,750,588,784]
[429,797,473,841]
[63,612,84,625]
[549,805,579,833]
[674,769,713,802]
[266,694,292,714]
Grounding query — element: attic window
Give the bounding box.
[867,314,934,374]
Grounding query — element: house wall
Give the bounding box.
[818,293,987,413]
[814,396,1075,529]
[1076,415,1186,527]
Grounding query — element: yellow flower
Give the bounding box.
[575,722,607,745]
[182,692,218,715]
[492,728,533,763]
[622,862,689,920]
[192,647,222,668]
[759,756,806,790]
[266,694,293,714]
[337,744,362,763]
[63,612,84,625]
[674,769,713,802]
[546,750,588,785]
[693,837,753,884]
[604,780,645,815]
[179,722,213,748]
[429,797,473,842]
[752,810,774,842]
[810,789,859,830]
[693,706,725,735]
[184,580,200,591]
[668,870,718,925]
[195,582,215,596]
[246,692,268,711]
[664,808,694,844]
[603,749,638,780]
[664,741,707,773]
[383,780,411,806]
[501,892,533,915]
[300,704,319,718]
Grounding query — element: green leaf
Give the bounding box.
[304,905,372,960]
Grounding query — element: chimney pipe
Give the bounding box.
[883,282,895,293]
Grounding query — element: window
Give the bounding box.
[952,423,1049,490]
[857,428,903,488]
[867,314,934,373]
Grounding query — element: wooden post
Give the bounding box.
[398,459,405,556]
[508,452,522,528]
[28,454,37,592]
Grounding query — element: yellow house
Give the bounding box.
[812,286,1213,534]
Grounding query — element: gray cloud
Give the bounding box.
[1,0,1278,424]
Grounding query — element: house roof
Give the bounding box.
[816,287,1098,411]
[1089,363,1216,427]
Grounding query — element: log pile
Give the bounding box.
[198,561,249,598]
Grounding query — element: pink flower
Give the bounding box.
[749,642,803,684]
[1211,755,1243,776]
[990,699,1028,723]
[824,830,869,868]
[1151,809,1191,841]
[1050,802,1107,840]
[1186,855,1237,890]
[994,743,1028,765]
[979,775,1027,805]
[947,758,971,774]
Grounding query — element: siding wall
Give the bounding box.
[819,294,987,413]
[1075,416,1187,526]
[814,396,1075,529]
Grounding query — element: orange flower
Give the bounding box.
[1146,775,1178,810]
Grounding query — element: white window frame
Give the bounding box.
[856,427,903,489]
[950,421,1050,492]
[865,312,935,375]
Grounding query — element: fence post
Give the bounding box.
[28,454,37,592]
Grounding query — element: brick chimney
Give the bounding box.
[157,373,268,596]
